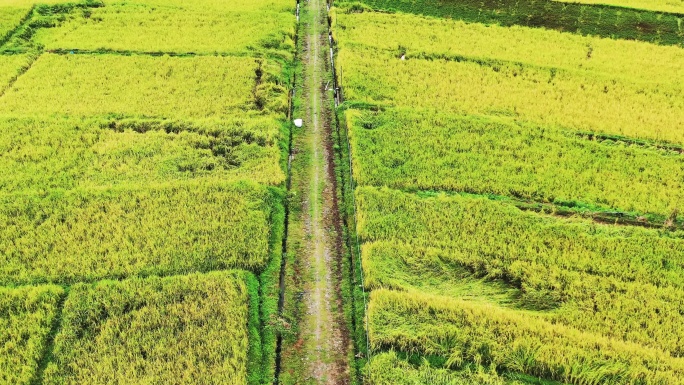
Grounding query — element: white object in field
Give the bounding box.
[401,54,406,60]
[294,119,303,127]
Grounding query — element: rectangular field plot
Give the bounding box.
[338,49,684,145]
[369,289,684,384]
[334,0,684,46]
[34,3,295,56]
[333,11,684,85]
[554,0,684,14]
[346,108,684,216]
[0,181,277,285]
[0,284,64,385]
[0,117,285,194]
[358,187,684,356]
[43,271,258,385]
[0,54,262,119]
[103,0,291,12]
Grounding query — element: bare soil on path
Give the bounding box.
[279,0,352,383]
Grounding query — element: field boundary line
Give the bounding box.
[272,1,301,382]
[383,187,684,231]
[30,285,67,385]
[0,5,36,50]
[327,1,373,379]
[0,50,41,99]
[44,48,257,58]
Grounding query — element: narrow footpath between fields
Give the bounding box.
[277,0,352,383]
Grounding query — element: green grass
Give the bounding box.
[0,284,64,385]
[43,271,256,385]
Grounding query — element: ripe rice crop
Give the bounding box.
[33,3,296,56]
[334,0,684,46]
[1,0,77,5]
[0,53,32,89]
[332,10,684,85]
[338,48,684,145]
[358,186,684,355]
[554,0,684,14]
[0,7,30,44]
[334,3,684,383]
[43,271,257,385]
[0,116,285,194]
[368,351,518,385]
[0,284,63,385]
[345,108,684,216]
[369,289,684,385]
[0,54,268,118]
[0,180,276,285]
[105,0,290,12]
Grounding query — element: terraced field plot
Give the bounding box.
[333,1,684,383]
[0,0,294,382]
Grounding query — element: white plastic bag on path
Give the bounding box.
[293,119,303,127]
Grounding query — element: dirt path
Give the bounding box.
[278,0,352,383]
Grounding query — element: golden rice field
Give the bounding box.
[0,0,294,383]
[1,0,683,382]
[332,0,684,382]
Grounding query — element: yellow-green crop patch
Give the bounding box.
[0,54,262,119]
[103,0,291,12]
[0,0,86,43]
[334,3,684,384]
[368,351,521,385]
[332,10,684,85]
[0,53,32,90]
[0,0,291,382]
[0,7,30,44]
[0,284,64,385]
[34,3,295,56]
[554,0,684,14]
[0,117,284,194]
[338,48,684,145]
[0,181,275,285]
[358,186,684,359]
[369,289,684,384]
[346,108,684,216]
[1,0,81,5]
[43,271,257,385]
